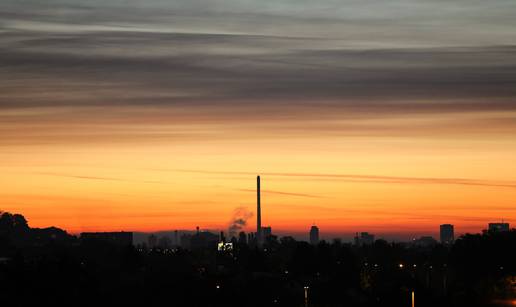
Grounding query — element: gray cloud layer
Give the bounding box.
[1,0,516,142]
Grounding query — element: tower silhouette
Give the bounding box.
[257,175,262,246]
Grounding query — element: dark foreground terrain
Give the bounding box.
[1,211,515,307]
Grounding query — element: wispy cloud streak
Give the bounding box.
[236,188,324,199]
[175,169,516,189]
[35,172,162,184]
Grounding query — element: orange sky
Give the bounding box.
[2,0,516,240]
[1,106,515,240]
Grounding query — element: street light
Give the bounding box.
[304,286,309,307]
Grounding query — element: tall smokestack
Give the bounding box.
[257,175,262,246]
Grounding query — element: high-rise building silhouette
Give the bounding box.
[440,224,454,244]
[309,225,319,245]
[257,175,262,246]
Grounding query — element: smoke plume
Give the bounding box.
[228,207,254,238]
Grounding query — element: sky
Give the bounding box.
[1,0,516,241]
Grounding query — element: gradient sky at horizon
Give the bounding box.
[1,0,516,240]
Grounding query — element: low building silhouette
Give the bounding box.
[158,236,172,248]
[180,233,192,249]
[262,226,272,239]
[238,231,247,244]
[354,232,375,246]
[412,236,438,248]
[148,234,158,248]
[189,228,219,250]
[80,231,133,246]
[488,222,510,232]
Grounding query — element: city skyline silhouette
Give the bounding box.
[1,175,511,243]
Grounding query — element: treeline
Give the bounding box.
[0,211,75,251]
